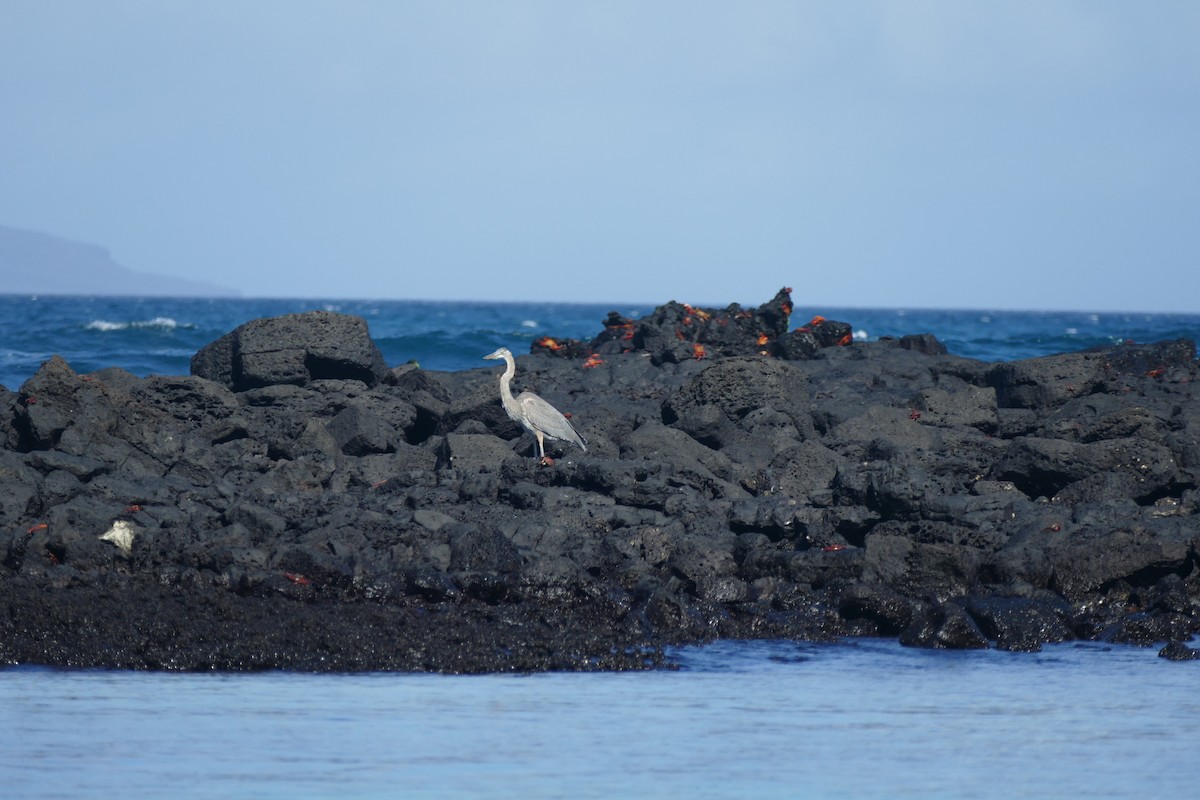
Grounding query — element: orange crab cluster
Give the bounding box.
[531,288,814,364]
[605,319,636,341]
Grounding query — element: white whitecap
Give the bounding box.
[521,320,538,328]
[1064,327,1079,335]
[86,320,127,332]
[134,317,178,329]
[853,329,869,341]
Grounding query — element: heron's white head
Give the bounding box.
[483,347,512,361]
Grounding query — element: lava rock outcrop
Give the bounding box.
[2,290,1198,671]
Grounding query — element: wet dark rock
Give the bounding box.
[899,601,990,650]
[1159,640,1200,660]
[961,594,1072,652]
[1106,611,1196,646]
[837,583,916,635]
[3,288,1199,672]
[1046,518,1194,602]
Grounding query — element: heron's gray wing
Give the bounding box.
[516,391,586,450]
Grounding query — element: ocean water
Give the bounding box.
[2,294,1199,390]
[2,294,1200,798]
[2,639,1197,799]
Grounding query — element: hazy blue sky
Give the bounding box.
[2,2,1197,310]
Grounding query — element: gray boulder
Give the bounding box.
[191,311,389,391]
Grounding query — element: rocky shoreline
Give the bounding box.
[3,289,1198,671]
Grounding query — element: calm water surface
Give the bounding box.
[3,639,1197,799]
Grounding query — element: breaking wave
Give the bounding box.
[85,317,185,332]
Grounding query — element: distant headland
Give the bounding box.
[0,224,239,297]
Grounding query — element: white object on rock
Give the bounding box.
[100,519,137,555]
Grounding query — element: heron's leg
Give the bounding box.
[535,431,545,459]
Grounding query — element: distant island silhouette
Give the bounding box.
[0,224,238,297]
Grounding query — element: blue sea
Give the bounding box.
[3,294,1200,389]
[2,294,1200,799]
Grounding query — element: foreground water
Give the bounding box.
[3,639,1197,799]
[3,294,1200,389]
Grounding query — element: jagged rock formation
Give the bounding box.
[2,290,1198,671]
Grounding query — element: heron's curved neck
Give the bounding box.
[498,355,517,403]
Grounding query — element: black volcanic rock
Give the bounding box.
[2,289,1199,672]
[191,311,390,391]
[532,287,865,365]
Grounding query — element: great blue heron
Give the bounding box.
[483,346,586,464]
